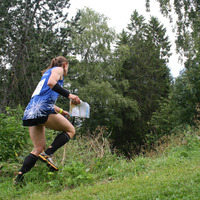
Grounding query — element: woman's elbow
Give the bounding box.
[47,80,55,89]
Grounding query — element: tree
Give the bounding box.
[111,11,171,155]
[71,7,116,64]
[0,0,81,110]
[146,1,200,138]
[67,8,129,134]
[151,63,200,138]
[146,0,200,68]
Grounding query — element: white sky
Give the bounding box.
[68,0,185,78]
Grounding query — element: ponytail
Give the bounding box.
[51,58,57,68]
[41,56,68,75]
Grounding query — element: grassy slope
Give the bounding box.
[1,130,200,200]
[33,152,200,200]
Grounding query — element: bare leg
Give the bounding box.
[14,125,45,183]
[43,113,75,138]
[39,113,75,157]
[36,114,75,171]
[29,125,46,156]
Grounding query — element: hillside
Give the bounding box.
[1,127,200,200]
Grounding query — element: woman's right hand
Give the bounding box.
[69,94,81,105]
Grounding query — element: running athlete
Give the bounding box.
[14,56,80,184]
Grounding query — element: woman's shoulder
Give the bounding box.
[51,66,63,74]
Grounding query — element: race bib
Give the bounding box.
[31,78,45,98]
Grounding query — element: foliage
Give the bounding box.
[67,8,133,135]
[1,125,200,199]
[71,7,116,63]
[110,11,172,155]
[151,63,200,138]
[0,106,29,161]
[145,1,200,144]
[147,0,200,67]
[67,9,172,155]
[1,0,200,158]
[0,0,81,110]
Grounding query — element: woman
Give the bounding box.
[14,56,80,184]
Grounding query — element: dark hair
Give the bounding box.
[41,56,69,74]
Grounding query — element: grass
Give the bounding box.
[31,158,200,200]
[1,127,200,200]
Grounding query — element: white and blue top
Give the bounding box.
[23,67,63,120]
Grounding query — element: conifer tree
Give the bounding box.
[147,1,200,137]
[112,11,171,155]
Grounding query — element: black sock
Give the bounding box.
[15,154,38,182]
[15,173,24,182]
[19,153,38,175]
[45,132,71,155]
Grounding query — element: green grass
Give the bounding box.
[30,151,200,200]
[1,128,200,200]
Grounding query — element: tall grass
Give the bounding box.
[1,126,200,199]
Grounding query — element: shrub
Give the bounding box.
[0,106,29,161]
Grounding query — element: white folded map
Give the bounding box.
[69,100,90,118]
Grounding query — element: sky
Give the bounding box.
[68,0,185,78]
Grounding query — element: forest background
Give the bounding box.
[1,0,200,159]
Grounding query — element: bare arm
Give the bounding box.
[54,105,70,117]
[48,67,80,104]
[54,105,61,113]
[47,67,63,88]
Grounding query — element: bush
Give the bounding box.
[150,65,200,140]
[0,106,29,161]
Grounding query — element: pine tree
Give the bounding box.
[147,1,200,137]
[111,11,172,155]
